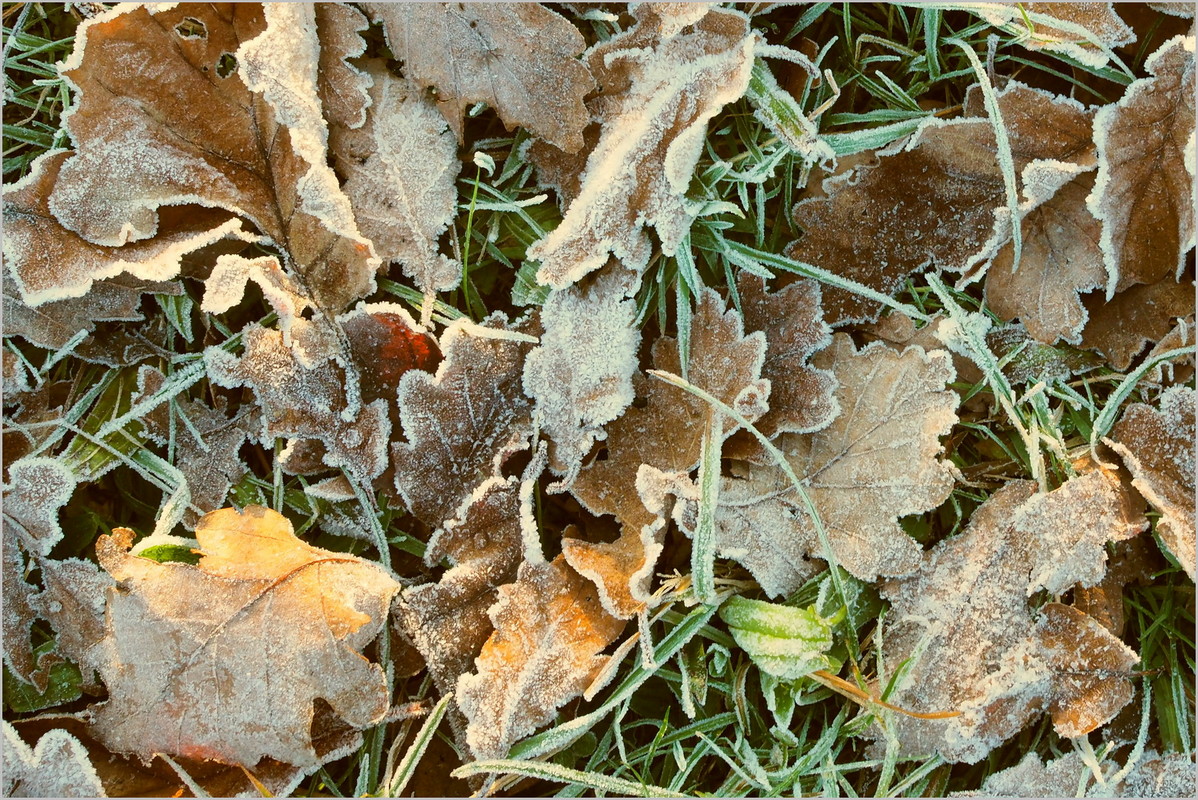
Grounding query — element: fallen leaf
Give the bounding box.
[1081,278,1195,370]
[2,720,106,798]
[1072,536,1164,636]
[1118,749,1198,797]
[87,507,400,767]
[316,2,372,133]
[789,83,1095,323]
[879,468,1146,763]
[33,556,113,691]
[393,314,535,528]
[331,62,463,296]
[1089,34,1196,290]
[2,456,77,556]
[960,751,1093,798]
[977,2,1134,67]
[364,2,594,151]
[1107,386,1196,579]
[529,5,756,289]
[714,334,958,595]
[456,555,624,759]
[1,536,43,690]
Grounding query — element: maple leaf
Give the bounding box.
[363,2,594,151]
[522,268,639,485]
[878,468,1146,763]
[528,5,756,289]
[713,334,958,595]
[1081,278,1195,370]
[49,4,378,314]
[392,314,535,528]
[456,555,625,760]
[789,83,1095,323]
[976,2,1134,67]
[1107,386,1196,580]
[1089,34,1196,290]
[2,720,106,798]
[86,507,399,767]
[330,62,463,296]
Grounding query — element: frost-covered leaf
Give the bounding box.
[3,150,246,307]
[1118,750,1198,797]
[364,2,594,151]
[1108,386,1196,579]
[137,367,257,528]
[529,5,755,289]
[87,507,400,767]
[2,456,77,556]
[1,536,42,690]
[715,335,958,595]
[50,4,378,313]
[33,556,113,691]
[523,268,639,485]
[2,720,106,798]
[976,2,1134,67]
[789,83,1095,323]
[316,2,371,133]
[341,303,441,411]
[456,555,624,759]
[1081,278,1195,370]
[393,314,535,528]
[1090,34,1196,290]
[985,168,1106,344]
[958,751,1093,797]
[331,63,462,295]
[718,595,839,681]
[879,469,1147,763]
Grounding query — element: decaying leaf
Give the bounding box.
[87,507,400,767]
[789,83,1094,323]
[2,720,106,798]
[2,455,77,556]
[976,2,1134,67]
[32,555,113,691]
[879,468,1146,763]
[393,314,535,528]
[331,63,462,296]
[364,2,593,151]
[1,535,43,690]
[1082,278,1195,370]
[529,5,755,289]
[714,335,957,595]
[49,4,378,313]
[456,555,624,759]
[522,268,639,485]
[1108,386,1196,579]
[1090,34,1196,290]
[315,2,372,133]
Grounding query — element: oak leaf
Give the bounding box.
[1082,278,1195,370]
[364,2,594,151]
[1107,386,1196,579]
[2,720,105,798]
[87,507,400,767]
[1089,34,1195,290]
[456,555,624,759]
[529,5,756,289]
[879,469,1146,763]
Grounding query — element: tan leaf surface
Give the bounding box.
[978,2,1134,67]
[456,555,624,759]
[88,507,400,767]
[529,5,755,289]
[331,63,462,295]
[1108,386,1196,579]
[1,536,43,689]
[393,314,535,528]
[2,456,77,556]
[789,83,1094,323]
[364,2,593,151]
[316,3,371,133]
[49,4,378,313]
[879,469,1146,763]
[33,556,113,689]
[1089,34,1196,290]
[1081,277,1195,370]
[2,720,105,798]
[714,335,957,595]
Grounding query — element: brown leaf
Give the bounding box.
[1090,34,1195,290]
[1107,386,1196,579]
[88,507,400,767]
[316,2,371,133]
[879,468,1146,763]
[1,535,42,689]
[789,83,1095,323]
[331,63,463,296]
[2,456,77,556]
[364,2,594,151]
[2,720,106,798]
[1073,537,1164,636]
[393,314,535,528]
[50,4,378,313]
[34,556,113,690]
[1081,277,1195,370]
[715,334,958,595]
[977,2,1134,67]
[456,555,625,759]
[529,6,755,289]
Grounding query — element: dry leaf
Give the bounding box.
[2,720,106,798]
[2,536,43,690]
[364,2,594,151]
[879,469,1146,763]
[393,314,535,528]
[1108,386,1196,579]
[715,334,957,595]
[1073,536,1163,636]
[456,555,624,759]
[1082,278,1195,370]
[959,751,1093,798]
[529,5,755,289]
[316,2,372,133]
[523,268,639,485]
[978,2,1134,67]
[331,63,462,295]
[1089,34,1196,290]
[87,507,400,767]
[2,456,77,556]
[33,555,113,691]
[789,83,1095,323]
[49,4,378,313]
[1118,749,1198,797]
